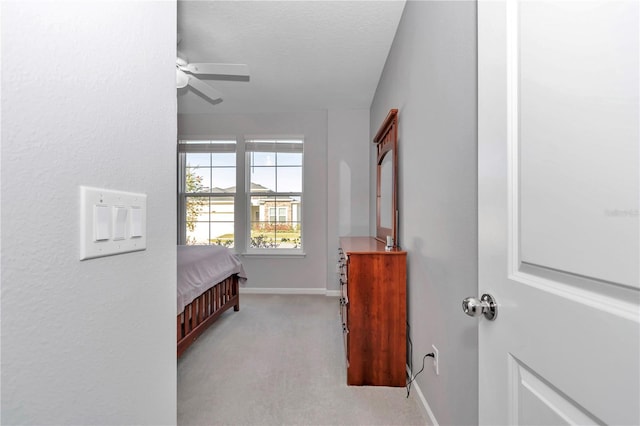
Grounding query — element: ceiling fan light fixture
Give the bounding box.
[176,56,188,68]
[176,68,189,88]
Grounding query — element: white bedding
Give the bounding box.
[177,245,247,314]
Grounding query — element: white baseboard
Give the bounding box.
[240,287,340,297]
[406,365,439,426]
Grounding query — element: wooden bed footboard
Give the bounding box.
[177,274,240,358]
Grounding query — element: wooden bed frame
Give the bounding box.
[177,274,240,358]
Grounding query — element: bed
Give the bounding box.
[177,245,247,357]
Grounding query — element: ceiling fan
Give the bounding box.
[176,56,250,104]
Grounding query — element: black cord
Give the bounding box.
[407,322,413,377]
[406,352,435,398]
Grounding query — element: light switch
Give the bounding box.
[80,186,147,260]
[130,207,143,237]
[94,205,111,241]
[113,206,127,240]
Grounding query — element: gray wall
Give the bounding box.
[327,109,371,290]
[178,110,370,293]
[370,1,478,424]
[178,111,329,291]
[1,2,177,424]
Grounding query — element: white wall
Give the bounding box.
[327,109,370,290]
[1,2,177,424]
[370,1,478,424]
[178,111,328,291]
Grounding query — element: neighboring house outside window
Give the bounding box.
[268,206,288,223]
[178,137,303,254]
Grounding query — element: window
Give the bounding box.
[246,138,303,252]
[178,140,236,247]
[178,137,304,254]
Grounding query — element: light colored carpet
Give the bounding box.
[177,294,428,426]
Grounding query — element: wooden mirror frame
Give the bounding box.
[373,109,398,246]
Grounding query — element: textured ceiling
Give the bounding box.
[177,0,406,114]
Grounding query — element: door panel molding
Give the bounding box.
[503,0,637,321]
[510,267,639,322]
[508,355,602,425]
[507,0,639,288]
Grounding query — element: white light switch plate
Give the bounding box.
[80,186,147,260]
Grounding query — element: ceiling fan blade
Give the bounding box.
[184,63,250,77]
[187,76,224,103]
[176,69,189,89]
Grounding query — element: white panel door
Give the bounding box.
[478,1,639,424]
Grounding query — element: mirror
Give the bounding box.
[379,153,393,229]
[373,109,398,246]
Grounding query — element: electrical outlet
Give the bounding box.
[432,345,439,375]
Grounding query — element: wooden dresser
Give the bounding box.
[338,236,407,387]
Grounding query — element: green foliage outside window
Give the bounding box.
[185,169,207,232]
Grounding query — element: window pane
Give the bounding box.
[277,167,302,192]
[186,196,209,222]
[185,197,235,247]
[209,200,235,247]
[211,167,236,191]
[250,195,273,215]
[250,195,274,228]
[209,196,234,219]
[211,152,235,167]
[186,153,210,167]
[251,152,275,166]
[186,168,210,193]
[277,152,302,166]
[275,223,301,248]
[250,166,276,192]
[185,221,210,245]
[250,193,276,247]
[290,198,301,222]
[249,195,301,249]
[209,228,234,248]
[249,227,278,248]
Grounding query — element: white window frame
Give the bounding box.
[178,135,304,256]
[245,137,304,255]
[177,138,238,247]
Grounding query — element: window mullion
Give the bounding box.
[177,152,187,244]
[235,135,247,253]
